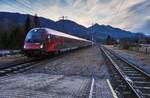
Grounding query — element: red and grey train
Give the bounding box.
[23,28,93,56]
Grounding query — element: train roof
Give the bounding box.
[33,28,92,42]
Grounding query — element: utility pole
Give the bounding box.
[59,16,67,20]
[34,14,40,28]
[59,16,67,32]
[91,23,94,45]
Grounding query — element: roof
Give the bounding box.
[36,28,92,42]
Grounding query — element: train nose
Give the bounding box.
[24,43,41,49]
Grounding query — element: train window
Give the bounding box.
[25,29,46,43]
[47,35,51,42]
[51,35,55,39]
[48,35,51,39]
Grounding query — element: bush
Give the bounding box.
[120,38,130,49]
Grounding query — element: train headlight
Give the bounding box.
[40,44,43,48]
[24,45,26,49]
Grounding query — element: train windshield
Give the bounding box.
[25,29,47,43]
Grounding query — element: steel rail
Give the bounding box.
[106,48,150,78]
[89,78,95,98]
[101,46,143,98]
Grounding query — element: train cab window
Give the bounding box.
[25,29,46,43]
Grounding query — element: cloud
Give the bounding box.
[135,19,150,35]
[126,0,150,34]
[0,0,150,34]
[128,0,150,15]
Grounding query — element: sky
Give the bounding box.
[0,0,150,35]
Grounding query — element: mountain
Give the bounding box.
[0,12,57,33]
[55,20,90,39]
[0,12,141,42]
[88,24,137,41]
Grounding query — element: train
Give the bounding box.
[23,28,93,57]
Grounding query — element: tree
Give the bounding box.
[106,35,115,45]
[24,15,31,35]
[0,32,10,49]
[120,38,130,49]
[146,37,150,44]
[9,25,22,49]
[34,14,40,28]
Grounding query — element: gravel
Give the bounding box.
[105,45,150,74]
[0,73,90,98]
[0,45,112,98]
[25,45,110,78]
[0,54,28,68]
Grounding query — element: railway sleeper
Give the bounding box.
[122,69,136,71]
[134,81,150,85]
[122,67,131,69]
[119,88,137,98]
[135,86,150,90]
[134,86,150,95]
[127,73,142,76]
[122,67,133,69]
[129,76,147,79]
[0,70,6,75]
[142,93,150,98]
[123,91,132,95]
[113,75,122,79]
[3,68,12,71]
[138,92,150,98]
[113,72,119,75]
[115,80,125,84]
[118,84,128,89]
[124,72,143,75]
[130,78,148,82]
[123,70,139,73]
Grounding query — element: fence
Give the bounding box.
[130,44,150,54]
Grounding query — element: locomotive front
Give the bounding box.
[23,28,47,56]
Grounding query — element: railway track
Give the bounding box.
[0,57,44,76]
[101,46,150,98]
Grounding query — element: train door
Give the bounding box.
[45,34,51,52]
[55,36,63,50]
[47,34,58,52]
